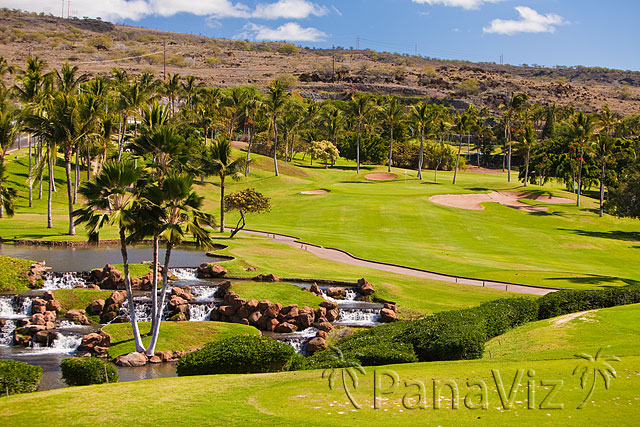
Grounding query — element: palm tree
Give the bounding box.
[73,160,146,352]
[598,105,619,137]
[519,124,538,187]
[0,163,17,218]
[181,75,201,113]
[163,73,182,115]
[382,96,404,172]
[265,80,289,176]
[502,92,528,182]
[409,102,429,179]
[570,111,598,206]
[202,137,246,232]
[347,92,374,174]
[143,173,214,355]
[55,61,87,94]
[592,135,616,217]
[0,56,16,89]
[573,348,619,409]
[130,125,188,177]
[452,111,473,185]
[225,86,248,140]
[0,109,20,218]
[243,95,262,176]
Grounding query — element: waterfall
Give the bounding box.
[190,285,219,302]
[335,308,381,326]
[118,300,155,323]
[0,295,32,319]
[320,287,358,302]
[188,303,214,321]
[266,327,318,355]
[42,272,86,290]
[170,268,198,281]
[31,332,82,354]
[0,319,16,345]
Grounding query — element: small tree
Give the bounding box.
[310,140,339,168]
[225,188,271,238]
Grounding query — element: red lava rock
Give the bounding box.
[320,301,338,310]
[316,330,328,339]
[317,322,334,332]
[264,303,282,318]
[87,299,105,315]
[357,278,375,296]
[309,283,322,295]
[257,300,271,312]
[274,322,298,333]
[306,337,326,354]
[380,308,397,323]
[264,317,279,331]
[248,311,262,326]
[115,352,148,367]
[325,309,340,322]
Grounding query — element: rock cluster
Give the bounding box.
[26,263,50,289]
[356,278,375,296]
[76,330,112,357]
[380,302,398,322]
[210,290,339,334]
[196,263,227,278]
[13,291,62,346]
[252,274,279,282]
[88,290,127,324]
[113,349,196,366]
[166,286,195,321]
[90,264,154,290]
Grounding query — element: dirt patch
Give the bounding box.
[429,191,574,212]
[466,166,506,175]
[364,172,398,181]
[551,310,597,326]
[300,189,330,195]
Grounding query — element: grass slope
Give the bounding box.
[103,321,259,358]
[229,281,325,308]
[484,303,640,361]
[1,355,639,426]
[0,255,34,292]
[53,289,113,324]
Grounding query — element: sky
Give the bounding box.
[4,0,640,71]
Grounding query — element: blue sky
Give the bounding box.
[6,0,640,70]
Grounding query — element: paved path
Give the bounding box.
[235,228,559,296]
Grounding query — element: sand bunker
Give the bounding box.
[429,191,574,212]
[300,189,330,195]
[365,172,397,181]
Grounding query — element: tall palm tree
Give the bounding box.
[163,73,182,115]
[347,92,374,174]
[202,136,246,232]
[143,173,214,355]
[73,160,146,352]
[55,61,87,95]
[452,111,473,185]
[0,163,17,218]
[243,95,262,176]
[265,80,289,176]
[592,135,616,217]
[0,56,16,89]
[409,102,429,179]
[502,92,528,182]
[130,125,188,177]
[570,111,598,206]
[225,86,248,140]
[598,105,619,137]
[181,75,201,112]
[519,124,538,187]
[0,109,20,218]
[382,96,404,172]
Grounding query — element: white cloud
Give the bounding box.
[239,22,327,41]
[2,0,327,21]
[412,0,502,10]
[483,6,567,35]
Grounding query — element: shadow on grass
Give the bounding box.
[545,275,640,286]
[529,210,567,217]
[558,228,640,242]
[466,187,490,192]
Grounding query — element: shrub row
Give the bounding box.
[538,285,640,319]
[0,359,42,396]
[177,335,297,376]
[60,357,118,386]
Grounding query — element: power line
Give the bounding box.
[73,51,162,65]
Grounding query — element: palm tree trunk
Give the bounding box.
[507,143,512,183]
[577,146,584,207]
[148,235,159,354]
[245,124,253,177]
[356,122,361,174]
[273,116,279,177]
[64,155,75,235]
[28,134,32,208]
[220,175,225,233]
[119,228,145,353]
[524,149,530,187]
[453,143,462,184]
[387,125,393,173]
[599,161,605,217]
[47,143,53,229]
[435,161,440,183]
[86,143,90,181]
[147,241,173,355]
[73,148,79,204]
[417,129,424,180]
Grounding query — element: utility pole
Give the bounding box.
[67,0,70,19]
[500,53,503,65]
[332,44,335,82]
[356,36,360,50]
[61,0,64,18]
[415,43,418,56]
[163,40,166,80]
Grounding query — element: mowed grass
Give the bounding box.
[3,148,640,289]
[103,321,259,358]
[0,254,34,292]
[1,355,639,426]
[229,281,325,308]
[53,289,113,323]
[485,303,640,361]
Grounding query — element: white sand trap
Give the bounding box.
[429,191,574,212]
[365,172,397,181]
[300,189,330,195]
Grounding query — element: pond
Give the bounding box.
[0,243,227,271]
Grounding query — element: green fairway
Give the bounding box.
[484,303,640,361]
[229,281,325,308]
[102,321,259,358]
[2,148,638,290]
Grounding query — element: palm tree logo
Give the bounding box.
[322,347,366,409]
[573,347,620,409]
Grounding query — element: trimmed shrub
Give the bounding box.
[0,359,42,395]
[538,285,640,319]
[177,335,297,376]
[477,297,539,338]
[60,357,118,386]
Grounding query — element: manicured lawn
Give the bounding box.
[229,281,325,308]
[103,321,259,358]
[484,303,640,361]
[53,289,113,324]
[0,255,34,292]
[1,355,639,425]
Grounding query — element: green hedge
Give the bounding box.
[0,359,42,395]
[60,357,118,386]
[538,285,640,319]
[177,335,297,376]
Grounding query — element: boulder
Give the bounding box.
[380,308,397,323]
[296,312,314,329]
[99,330,111,346]
[257,300,271,312]
[100,311,118,324]
[65,309,89,325]
[325,309,340,322]
[236,304,252,319]
[248,311,262,326]
[280,304,298,316]
[105,291,126,306]
[326,287,345,298]
[317,321,334,332]
[87,284,101,290]
[168,295,188,310]
[45,299,62,312]
[264,302,282,318]
[87,299,105,315]
[309,283,322,295]
[209,308,222,321]
[33,330,57,345]
[316,330,328,339]
[219,305,236,317]
[383,303,398,313]
[306,337,326,354]
[168,312,187,322]
[148,355,162,364]
[42,291,55,301]
[77,333,103,353]
[246,266,258,271]
[172,287,194,302]
[31,298,47,314]
[245,299,259,312]
[252,273,279,282]
[217,280,232,294]
[43,311,57,322]
[320,301,338,310]
[230,297,247,311]
[315,307,327,319]
[158,351,173,362]
[274,322,298,333]
[197,263,227,278]
[115,352,148,367]
[13,334,31,346]
[31,313,46,326]
[264,317,279,331]
[356,278,375,296]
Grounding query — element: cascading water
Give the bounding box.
[188,303,214,321]
[0,295,32,319]
[118,299,155,323]
[335,307,381,326]
[31,332,82,354]
[263,327,319,355]
[190,285,220,302]
[170,268,198,281]
[0,319,17,345]
[320,287,358,302]
[42,272,86,290]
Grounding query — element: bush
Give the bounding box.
[538,285,640,319]
[0,360,42,395]
[477,298,539,338]
[277,43,298,56]
[177,335,297,376]
[60,357,118,386]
